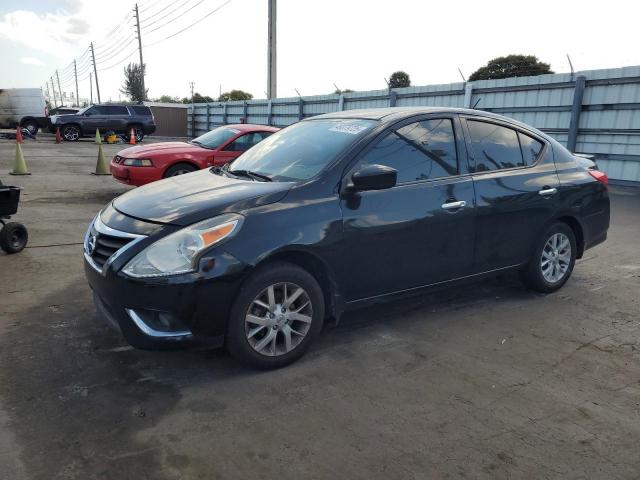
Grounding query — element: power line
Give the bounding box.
[142,0,205,35]
[139,0,178,25]
[144,0,232,47]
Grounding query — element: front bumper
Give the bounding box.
[84,216,248,348]
[110,159,162,186]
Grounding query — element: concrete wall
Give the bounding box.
[187,65,640,183]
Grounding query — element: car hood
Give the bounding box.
[112,168,292,226]
[117,142,204,158]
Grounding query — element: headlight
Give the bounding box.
[123,158,153,167]
[122,214,243,278]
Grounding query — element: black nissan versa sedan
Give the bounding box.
[84,107,610,368]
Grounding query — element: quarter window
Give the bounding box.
[467,120,524,172]
[518,132,544,166]
[357,119,458,183]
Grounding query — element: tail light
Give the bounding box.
[588,170,608,186]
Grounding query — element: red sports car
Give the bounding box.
[110,124,279,186]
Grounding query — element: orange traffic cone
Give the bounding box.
[129,127,136,145]
[55,127,62,144]
[15,126,24,144]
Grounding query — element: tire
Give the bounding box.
[520,222,576,293]
[62,125,81,141]
[227,262,325,369]
[164,163,197,178]
[21,119,39,135]
[0,222,28,254]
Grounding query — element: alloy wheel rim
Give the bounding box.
[244,282,313,357]
[135,129,143,141]
[171,169,192,176]
[64,127,79,140]
[541,232,571,283]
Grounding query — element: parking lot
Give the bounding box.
[1,137,639,479]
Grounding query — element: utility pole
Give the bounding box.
[89,73,93,104]
[267,0,277,99]
[90,42,101,103]
[134,3,146,101]
[55,70,63,106]
[73,60,80,107]
[50,76,58,107]
[190,81,195,137]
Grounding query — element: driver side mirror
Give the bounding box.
[348,164,397,192]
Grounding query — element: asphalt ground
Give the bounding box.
[1,136,639,479]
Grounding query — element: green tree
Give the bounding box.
[157,95,180,103]
[389,71,411,88]
[334,88,354,94]
[119,63,147,103]
[218,89,253,102]
[181,93,215,104]
[469,55,553,81]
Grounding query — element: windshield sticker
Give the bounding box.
[329,122,369,135]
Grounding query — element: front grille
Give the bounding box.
[85,216,144,272]
[90,229,134,268]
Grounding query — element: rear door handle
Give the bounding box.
[538,187,558,196]
[441,200,466,210]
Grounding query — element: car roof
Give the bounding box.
[306,107,547,137]
[222,123,280,133]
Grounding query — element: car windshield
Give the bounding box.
[76,106,91,115]
[228,119,376,181]
[192,127,239,149]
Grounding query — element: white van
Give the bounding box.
[0,88,48,134]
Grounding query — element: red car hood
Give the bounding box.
[117,142,205,158]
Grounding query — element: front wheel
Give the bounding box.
[227,262,325,369]
[164,163,197,178]
[62,125,81,141]
[520,222,576,293]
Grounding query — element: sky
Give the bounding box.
[1,0,639,104]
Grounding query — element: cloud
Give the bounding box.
[20,56,46,66]
[0,9,90,58]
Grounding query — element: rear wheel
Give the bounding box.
[164,163,197,178]
[0,222,28,254]
[21,119,39,135]
[521,222,576,293]
[62,125,81,141]
[125,125,144,143]
[227,262,325,369]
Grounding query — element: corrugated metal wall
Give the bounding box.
[149,105,187,137]
[187,65,640,183]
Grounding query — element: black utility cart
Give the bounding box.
[0,180,28,253]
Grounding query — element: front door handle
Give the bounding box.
[441,200,466,210]
[538,187,558,196]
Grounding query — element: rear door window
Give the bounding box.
[467,120,524,172]
[105,106,129,115]
[518,132,544,166]
[356,118,458,183]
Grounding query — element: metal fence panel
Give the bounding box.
[187,65,640,182]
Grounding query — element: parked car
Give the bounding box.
[84,107,610,368]
[0,88,48,134]
[50,104,156,142]
[110,124,279,186]
[47,106,80,133]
